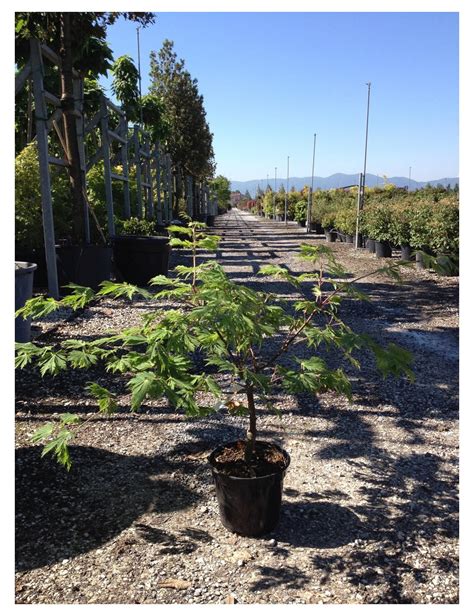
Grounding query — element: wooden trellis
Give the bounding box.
[15,38,89,298]
[15,38,212,298]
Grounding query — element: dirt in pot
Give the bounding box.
[212,440,287,478]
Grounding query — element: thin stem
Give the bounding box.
[244,382,257,464]
[191,227,197,292]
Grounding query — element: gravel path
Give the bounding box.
[15,209,459,604]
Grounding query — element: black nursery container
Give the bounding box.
[56,244,112,292]
[209,441,290,537]
[374,240,392,258]
[324,229,337,242]
[365,238,376,253]
[111,235,170,286]
[400,245,414,261]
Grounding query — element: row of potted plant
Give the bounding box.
[316,188,458,271]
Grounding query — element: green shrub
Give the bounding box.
[15,143,73,251]
[262,192,274,217]
[429,197,459,254]
[362,203,393,242]
[334,207,357,235]
[389,202,412,246]
[294,200,307,224]
[116,217,156,236]
[408,201,433,250]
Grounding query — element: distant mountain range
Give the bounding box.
[231,173,459,197]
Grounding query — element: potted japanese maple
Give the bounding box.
[16,224,413,537]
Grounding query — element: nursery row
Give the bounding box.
[240,186,459,261]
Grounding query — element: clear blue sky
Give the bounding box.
[100,12,459,183]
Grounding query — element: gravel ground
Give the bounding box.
[15,209,459,604]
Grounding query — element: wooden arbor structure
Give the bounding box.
[15,38,213,298]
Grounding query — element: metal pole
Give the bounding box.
[306,133,316,233]
[273,167,277,219]
[361,82,371,210]
[355,172,363,250]
[136,26,143,125]
[408,166,412,191]
[285,156,289,225]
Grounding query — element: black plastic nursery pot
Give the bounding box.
[209,441,291,537]
[111,235,170,286]
[15,247,47,288]
[324,229,337,242]
[344,234,354,243]
[374,240,392,258]
[365,238,376,253]
[56,244,112,292]
[400,244,414,261]
[15,261,37,342]
[310,222,324,234]
[206,215,215,227]
[354,235,364,248]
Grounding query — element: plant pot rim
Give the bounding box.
[55,241,111,248]
[15,261,38,275]
[111,234,169,242]
[208,440,290,481]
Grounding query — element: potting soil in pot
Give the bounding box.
[212,440,287,478]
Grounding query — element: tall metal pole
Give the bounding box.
[136,26,143,125]
[285,156,289,225]
[360,82,371,210]
[306,133,316,233]
[354,172,363,250]
[408,166,412,191]
[273,167,277,219]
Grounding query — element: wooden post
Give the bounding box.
[186,176,193,218]
[144,134,154,220]
[154,143,163,225]
[168,154,176,222]
[166,154,172,223]
[30,39,59,298]
[120,116,131,218]
[74,77,90,242]
[100,97,115,236]
[134,125,143,218]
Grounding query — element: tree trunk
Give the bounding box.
[244,382,257,464]
[59,12,85,243]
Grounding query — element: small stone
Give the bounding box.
[268,539,277,547]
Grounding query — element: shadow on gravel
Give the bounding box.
[306,448,459,603]
[275,501,361,549]
[250,565,312,591]
[15,446,201,571]
[133,524,212,554]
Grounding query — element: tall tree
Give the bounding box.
[149,39,215,181]
[210,175,231,212]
